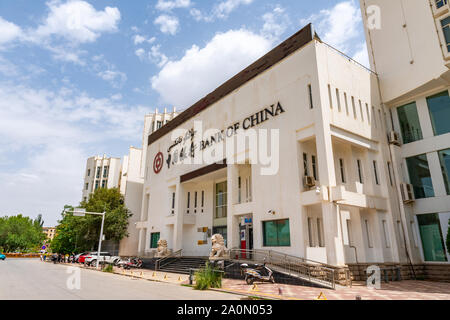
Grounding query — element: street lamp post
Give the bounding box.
[67,208,106,270]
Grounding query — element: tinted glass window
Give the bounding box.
[406,154,434,199]
[438,148,450,195]
[397,102,423,144]
[426,91,450,136]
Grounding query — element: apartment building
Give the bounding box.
[42,227,56,241]
[360,0,450,265]
[81,155,122,202]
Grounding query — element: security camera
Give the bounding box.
[268,210,275,215]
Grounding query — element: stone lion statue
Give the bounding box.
[156,239,169,257]
[210,234,227,259]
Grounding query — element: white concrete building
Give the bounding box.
[134,24,411,277]
[360,0,450,266]
[119,108,179,256]
[81,155,122,202]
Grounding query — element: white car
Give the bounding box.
[84,252,120,266]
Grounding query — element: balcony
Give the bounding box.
[331,185,388,211]
[432,0,449,18]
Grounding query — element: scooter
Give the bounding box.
[117,257,143,270]
[240,260,275,285]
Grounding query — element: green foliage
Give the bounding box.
[0,214,46,252]
[194,263,223,290]
[102,264,114,273]
[51,188,132,254]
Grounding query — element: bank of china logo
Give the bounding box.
[153,152,164,174]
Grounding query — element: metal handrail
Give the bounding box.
[228,248,338,289]
[155,249,182,270]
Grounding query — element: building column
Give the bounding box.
[173,179,184,252]
[137,228,145,255]
[227,164,240,250]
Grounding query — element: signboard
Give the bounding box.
[153,152,164,174]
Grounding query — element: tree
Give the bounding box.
[0,214,46,252]
[51,188,132,254]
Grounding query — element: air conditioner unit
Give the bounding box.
[388,131,401,146]
[400,183,415,204]
[303,176,316,189]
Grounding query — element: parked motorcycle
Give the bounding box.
[240,260,275,285]
[117,257,143,270]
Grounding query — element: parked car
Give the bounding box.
[74,252,90,263]
[84,252,120,266]
[0,253,6,260]
[78,252,91,264]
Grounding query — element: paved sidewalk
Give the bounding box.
[218,278,450,300]
[55,262,450,300]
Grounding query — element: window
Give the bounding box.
[103,166,109,178]
[397,102,423,144]
[438,148,450,195]
[312,155,318,181]
[85,183,89,191]
[365,220,373,248]
[336,88,341,112]
[317,218,324,247]
[187,192,190,210]
[328,84,333,109]
[344,92,349,115]
[307,217,314,247]
[417,213,447,262]
[157,121,162,129]
[382,220,390,248]
[303,153,309,176]
[357,159,364,183]
[238,176,242,203]
[150,232,160,249]
[95,180,99,190]
[436,0,448,9]
[171,192,175,213]
[351,96,357,119]
[215,182,227,218]
[263,219,291,247]
[441,16,450,52]
[406,154,435,199]
[101,180,107,188]
[426,91,450,136]
[387,161,393,186]
[87,169,90,176]
[201,190,205,207]
[339,158,346,183]
[397,221,405,248]
[359,100,364,122]
[366,103,370,124]
[373,161,379,185]
[194,191,198,208]
[96,166,101,178]
[308,84,314,109]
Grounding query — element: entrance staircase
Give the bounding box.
[228,249,351,289]
[156,252,208,275]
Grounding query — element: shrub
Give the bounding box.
[102,264,113,273]
[194,263,222,290]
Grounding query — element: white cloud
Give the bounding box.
[154,15,180,35]
[97,69,127,88]
[156,0,192,11]
[133,34,156,45]
[31,0,121,44]
[0,82,148,224]
[261,6,290,41]
[213,0,254,19]
[0,16,22,45]
[190,0,254,22]
[151,29,272,107]
[135,45,168,68]
[301,1,362,53]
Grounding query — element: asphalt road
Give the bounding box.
[0,258,241,300]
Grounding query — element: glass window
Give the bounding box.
[357,159,364,184]
[373,161,379,185]
[263,219,291,247]
[365,220,373,248]
[438,148,450,195]
[303,153,309,176]
[87,169,90,176]
[213,226,227,247]
[417,214,447,262]
[85,183,89,190]
[427,91,450,136]
[312,155,318,181]
[103,166,109,178]
[339,158,346,183]
[308,84,313,109]
[397,102,423,144]
[215,182,227,218]
[101,180,107,188]
[96,166,101,178]
[95,180,99,190]
[441,16,450,52]
[436,0,448,9]
[150,232,160,249]
[406,154,435,199]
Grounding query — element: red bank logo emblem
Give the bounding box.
[153,152,164,174]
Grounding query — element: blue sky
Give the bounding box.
[0,0,368,226]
